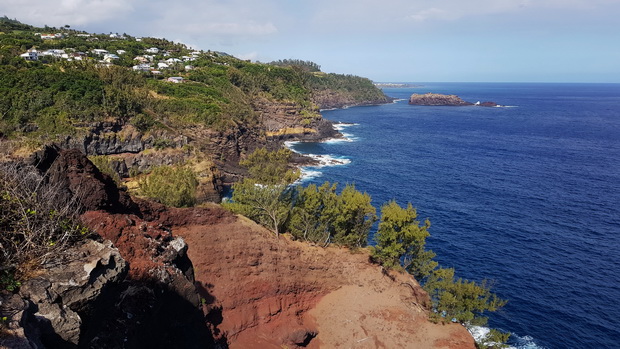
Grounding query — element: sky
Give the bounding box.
[2,0,620,83]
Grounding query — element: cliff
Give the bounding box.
[1,148,475,348]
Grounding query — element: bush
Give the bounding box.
[0,163,87,289]
[138,165,198,207]
[88,155,121,185]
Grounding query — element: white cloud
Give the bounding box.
[0,0,134,26]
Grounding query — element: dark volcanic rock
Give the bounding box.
[408,93,473,106]
[0,240,127,349]
[29,145,137,214]
[477,101,499,107]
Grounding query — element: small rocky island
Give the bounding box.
[409,93,499,107]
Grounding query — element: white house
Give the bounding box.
[166,58,182,64]
[40,34,56,40]
[41,49,65,57]
[157,62,169,69]
[134,56,149,63]
[92,49,108,55]
[132,64,152,72]
[116,50,126,55]
[145,47,159,54]
[167,77,184,83]
[20,51,38,61]
[184,65,194,71]
[103,54,120,62]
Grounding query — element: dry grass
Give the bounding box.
[0,162,87,284]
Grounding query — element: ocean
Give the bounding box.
[286,83,620,348]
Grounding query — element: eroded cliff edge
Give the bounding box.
[1,148,474,348]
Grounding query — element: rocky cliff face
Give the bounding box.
[313,90,393,110]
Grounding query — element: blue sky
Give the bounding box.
[2,0,620,82]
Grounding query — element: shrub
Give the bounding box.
[138,165,198,207]
[0,163,87,290]
[88,155,121,184]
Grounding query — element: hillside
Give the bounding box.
[1,147,474,348]
[0,17,390,201]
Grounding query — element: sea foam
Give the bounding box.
[468,326,546,349]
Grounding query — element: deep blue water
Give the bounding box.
[288,83,620,349]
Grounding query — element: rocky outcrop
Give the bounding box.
[5,148,217,348]
[0,239,127,348]
[313,90,392,110]
[59,122,189,156]
[409,93,501,107]
[409,93,474,106]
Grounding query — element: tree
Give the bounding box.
[139,165,198,207]
[372,201,438,279]
[239,147,299,185]
[331,184,376,248]
[224,148,298,235]
[224,179,293,235]
[288,182,339,244]
[423,267,508,327]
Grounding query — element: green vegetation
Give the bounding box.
[138,165,198,207]
[89,155,121,184]
[424,267,507,325]
[225,179,293,235]
[371,201,437,278]
[268,59,321,72]
[0,18,387,142]
[225,148,375,245]
[239,148,300,185]
[0,163,87,291]
[226,148,508,346]
[371,201,510,347]
[288,182,376,247]
[224,148,299,235]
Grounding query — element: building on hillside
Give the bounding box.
[132,64,152,72]
[116,50,126,55]
[20,51,39,61]
[103,54,120,62]
[133,56,149,63]
[146,47,159,54]
[157,62,169,69]
[167,77,184,83]
[166,58,182,64]
[40,34,56,40]
[92,49,108,55]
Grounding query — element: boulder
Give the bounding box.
[0,239,127,348]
